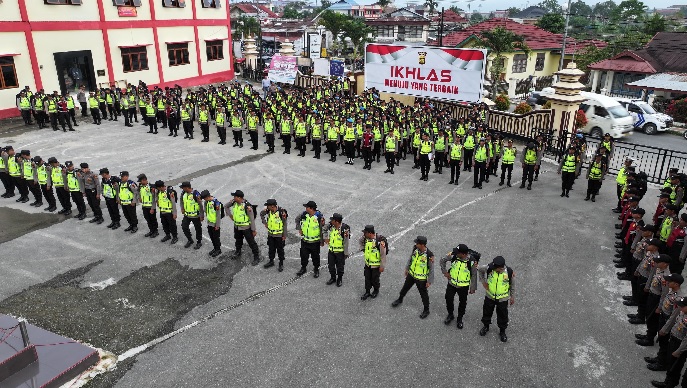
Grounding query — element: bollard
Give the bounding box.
[18,321,30,347]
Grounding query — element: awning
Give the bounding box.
[626,73,687,93]
[118,44,152,48]
[166,40,192,44]
[204,38,229,41]
[0,53,21,57]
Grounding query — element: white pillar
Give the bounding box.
[507,78,517,99]
[590,70,600,93]
[604,71,614,95]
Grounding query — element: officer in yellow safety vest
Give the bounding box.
[326,118,339,162]
[20,150,42,207]
[295,200,325,278]
[145,97,158,134]
[105,89,118,121]
[391,235,435,319]
[0,146,16,198]
[498,139,517,187]
[15,150,33,204]
[311,117,323,159]
[99,168,121,229]
[46,95,59,131]
[260,198,288,271]
[154,180,178,244]
[440,244,478,329]
[247,110,260,150]
[198,104,210,143]
[432,130,447,175]
[117,171,138,233]
[383,128,398,174]
[462,129,476,172]
[264,113,276,153]
[614,157,634,212]
[585,153,606,202]
[47,156,70,214]
[88,92,101,125]
[359,225,387,300]
[120,90,132,128]
[659,205,678,243]
[447,135,464,185]
[65,93,78,127]
[227,189,261,265]
[137,174,158,238]
[215,106,227,145]
[156,94,167,129]
[343,118,357,165]
[201,190,223,258]
[557,147,579,198]
[17,90,33,126]
[519,142,540,190]
[323,213,350,287]
[418,132,433,181]
[478,256,515,343]
[32,156,55,211]
[229,109,244,148]
[472,138,490,189]
[179,181,204,249]
[181,103,193,140]
[62,161,87,219]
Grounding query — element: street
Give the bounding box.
[622,130,687,150]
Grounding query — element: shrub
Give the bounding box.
[494,94,510,111]
[513,102,532,114]
[574,109,588,130]
[542,100,552,109]
[667,98,687,122]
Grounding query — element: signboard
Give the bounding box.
[117,6,137,17]
[313,58,329,76]
[309,33,322,60]
[268,54,298,84]
[233,41,243,59]
[364,44,486,103]
[330,58,344,77]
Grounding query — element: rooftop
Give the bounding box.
[589,32,687,74]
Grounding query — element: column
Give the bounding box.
[547,62,587,149]
[590,70,600,93]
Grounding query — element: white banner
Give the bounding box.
[233,41,243,59]
[313,58,329,76]
[309,33,322,60]
[364,44,486,103]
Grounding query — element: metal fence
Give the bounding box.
[575,135,687,184]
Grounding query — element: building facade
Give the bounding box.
[0,0,233,119]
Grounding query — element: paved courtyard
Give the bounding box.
[0,118,663,387]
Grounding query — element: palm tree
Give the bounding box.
[478,26,530,97]
[376,0,392,9]
[424,0,438,15]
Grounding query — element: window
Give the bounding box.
[167,43,190,66]
[406,26,423,39]
[201,0,221,8]
[594,106,609,118]
[511,53,527,73]
[113,0,142,6]
[0,57,19,90]
[206,41,224,61]
[44,0,82,4]
[162,0,186,7]
[376,26,394,38]
[121,47,149,72]
[535,53,545,71]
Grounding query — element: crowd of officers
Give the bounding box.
[18,80,562,190]
[0,145,516,342]
[611,160,687,388]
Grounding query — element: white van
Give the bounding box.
[614,98,673,135]
[578,92,634,138]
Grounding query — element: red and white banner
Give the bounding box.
[364,44,486,103]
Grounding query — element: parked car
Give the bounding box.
[615,98,673,135]
[526,91,549,109]
[578,92,634,138]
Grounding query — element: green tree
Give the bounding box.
[537,0,562,14]
[575,30,651,73]
[376,0,391,9]
[506,7,521,17]
[477,26,530,96]
[611,0,647,22]
[282,4,303,19]
[318,10,351,45]
[570,0,592,17]
[235,15,261,38]
[424,0,439,15]
[643,13,666,35]
[592,0,617,20]
[342,18,375,58]
[470,11,484,24]
[449,5,464,14]
[536,13,566,33]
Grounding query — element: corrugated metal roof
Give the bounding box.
[626,72,687,92]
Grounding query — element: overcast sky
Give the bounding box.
[388,0,682,12]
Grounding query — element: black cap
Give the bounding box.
[303,200,317,209]
[200,190,211,198]
[655,254,672,264]
[362,225,375,234]
[179,181,191,188]
[659,193,671,199]
[330,213,343,221]
[628,197,640,203]
[120,171,129,177]
[678,297,687,307]
[666,204,679,212]
[492,256,506,267]
[453,244,470,255]
[65,161,73,167]
[665,274,685,285]
[80,162,89,169]
[32,156,42,163]
[231,190,244,198]
[154,180,165,188]
[681,213,687,222]
[5,146,13,151]
[631,208,645,215]
[48,157,57,163]
[99,168,109,175]
[20,149,30,156]
[640,224,656,232]
[647,238,662,247]
[137,174,147,182]
[414,235,428,245]
[264,198,278,206]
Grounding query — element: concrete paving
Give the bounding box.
[0,118,667,387]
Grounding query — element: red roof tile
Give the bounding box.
[588,52,656,73]
[432,9,468,23]
[232,3,279,18]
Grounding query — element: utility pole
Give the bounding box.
[557,0,572,74]
[438,6,444,46]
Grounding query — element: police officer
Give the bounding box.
[478,256,515,342]
[383,128,398,174]
[33,156,56,212]
[64,161,86,219]
[118,171,138,233]
[359,225,387,300]
[21,150,42,207]
[418,132,433,181]
[472,138,490,189]
[99,168,120,229]
[520,142,540,190]
[12,150,29,203]
[260,198,288,271]
[155,180,178,244]
[48,157,70,214]
[440,244,478,329]
[88,92,101,125]
[650,297,687,388]
[614,157,634,213]
[323,213,350,287]
[295,201,325,278]
[227,190,260,265]
[202,190,223,258]
[80,163,103,224]
[558,146,579,198]
[585,153,606,202]
[499,139,517,187]
[179,181,203,249]
[391,236,434,319]
[448,135,464,185]
[643,273,684,370]
[0,146,16,198]
[137,174,158,238]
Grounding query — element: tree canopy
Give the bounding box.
[535,13,566,34]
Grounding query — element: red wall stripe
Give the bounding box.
[17,0,43,91]
[97,0,116,84]
[147,0,165,85]
[192,2,203,76]
[0,19,231,33]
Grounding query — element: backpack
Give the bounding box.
[376,234,390,255]
[213,199,225,219]
[244,200,258,218]
[278,207,288,220]
[167,187,178,203]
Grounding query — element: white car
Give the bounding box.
[615,98,673,135]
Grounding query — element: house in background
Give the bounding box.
[512,6,547,25]
[442,18,606,98]
[587,32,687,101]
[325,0,383,19]
[230,3,280,20]
[366,8,431,44]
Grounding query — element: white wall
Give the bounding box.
[0,32,33,113]
[195,2,226,20]
[102,1,152,21]
[197,26,231,75]
[27,1,99,22]
[154,1,194,20]
[0,0,22,22]
[107,28,160,86]
[156,26,198,82]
